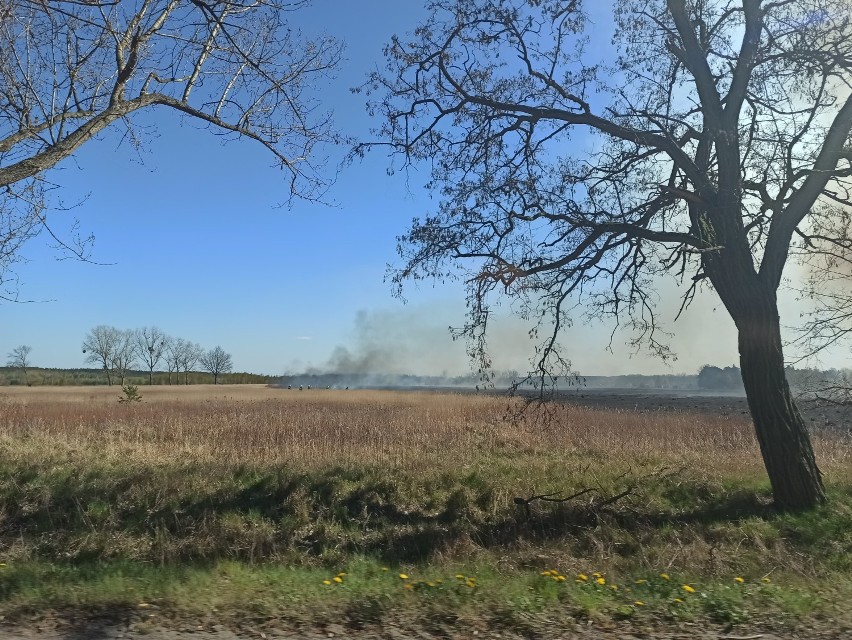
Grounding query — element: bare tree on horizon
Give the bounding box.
[164,337,187,385]
[135,327,170,384]
[180,341,204,385]
[6,344,32,384]
[111,329,137,386]
[200,345,234,384]
[82,325,120,385]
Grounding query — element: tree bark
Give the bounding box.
[737,297,826,511]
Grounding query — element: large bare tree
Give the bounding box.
[365,0,852,510]
[0,0,343,291]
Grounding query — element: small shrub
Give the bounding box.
[118,385,142,403]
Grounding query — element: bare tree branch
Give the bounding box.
[0,0,344,296]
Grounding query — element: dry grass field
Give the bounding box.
[2,384,848,473]
[0,384,851,635]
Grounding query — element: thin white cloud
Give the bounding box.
[296,336,312,341]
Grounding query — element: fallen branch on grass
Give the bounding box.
[513,488,595,518]
[513,486,634,519]
[513,466,685,520]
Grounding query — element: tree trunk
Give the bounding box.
[737,300,826,511]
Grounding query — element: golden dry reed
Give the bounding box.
[0,385,848,480]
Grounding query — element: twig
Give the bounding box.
[513,488,595,518]
[594,485,636,508]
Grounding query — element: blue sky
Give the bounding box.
[1,2,846,377]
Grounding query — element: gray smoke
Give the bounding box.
[323,308,468,377]
[273,306,543,389]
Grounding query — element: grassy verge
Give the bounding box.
[0,388,850,635]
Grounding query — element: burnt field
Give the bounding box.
[549,388,851,434]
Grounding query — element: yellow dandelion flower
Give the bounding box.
[596,577,606,585]
[682,585,695,593]
[399,573,409,580]
[382,567,389,572]
[466,580,476,588]
[635,579,647,584]
[734,577,745,583]
[436,579,444,584]
[337,572,347,577]
[427,582,436,587]
[592,572,602,578]
[634,601,645,606]
[555,575,566,582]
[333,576,343,583]
[610,585,618,591]
[322,580,332,586]
[673,598,683,603]
[762,577,771,583]
[457,574,467,580]
[467,576,476,582]
[659,573,670,580]
[576,573,588,581]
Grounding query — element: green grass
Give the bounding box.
[2,458,852,634]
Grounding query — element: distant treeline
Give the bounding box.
[694,365,851,393]
[0,367,274,387]
[583,373,699,390]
